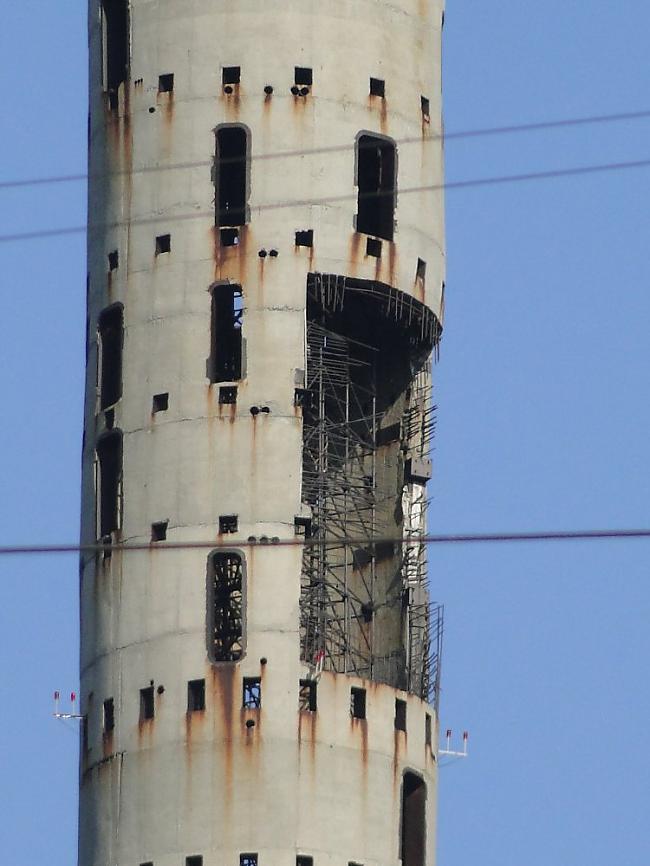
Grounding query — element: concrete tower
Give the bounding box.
[80,2,445,865]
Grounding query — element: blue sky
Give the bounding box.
[1,2,650,864]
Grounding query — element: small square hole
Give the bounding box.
[416,258,427,280]
[140,686,155,721]
[295,229,314,247]
[187,679,206,713]
[366,237,382,258]
[243,677,262,709]
[295,66,313,86]
[240,856,258,866]
[294,388,313,409]
[395,698,407,732]
[219,514,238,534]
[351,687,366,720]
[108,250,119,271]
[219,385,238,404]
[421,95,430,121]
[151,521,168,542]
[103,697,115,733]
[370,77,385,97]
[425,713,432,747]
[223,66,241,86]
[186,858,203,866]
[158,73,174,93]
[220,228,240,247]
[299,679,317,712]
[140,862,154,866]
[297,857,313,866]
[155,234,171,255]
[152,392,169,413]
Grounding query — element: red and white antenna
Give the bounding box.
[53,690,84,720]
[438,728,469,758]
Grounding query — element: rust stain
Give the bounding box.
[380,98,389,136]
[211,665,235,807]
[387,240,398,289]
[348,232,362,277]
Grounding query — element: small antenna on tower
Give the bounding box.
[53,690,84,721]
[438,728,469,759]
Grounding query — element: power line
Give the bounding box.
[2,107,650,192]
[2,528,650,557]
[2,155,650,246]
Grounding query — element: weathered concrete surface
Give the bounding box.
[80,0,445,863]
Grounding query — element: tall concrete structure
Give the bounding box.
[80,2,445,865]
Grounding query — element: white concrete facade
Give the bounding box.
[80,1,445,865]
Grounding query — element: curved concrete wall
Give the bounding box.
[80,0,445,863]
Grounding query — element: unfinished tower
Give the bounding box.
[80,2,445,865]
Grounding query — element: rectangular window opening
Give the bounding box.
[186,858,203,866]
[218,385,238,404]
[351,687,366,720]
[152,392,169,413]
[366,237,382,258]
[98,305,123,410]
[96,430,122,537]
[219,514,239,534]
[220,227,240,247]
[155,234,171,255]
[140,686,155,721]
[223,66,241,86]
[240,856,258,866]
[421,95,430,122]
[416,258,427,280]
[294,515,313,537]
[243,677,262,709]
[102,0,129,108]
[297,857,314,866]
[299,679,318,712]
[151,521,168,542]
[208,551,245,662]
[210,284,243,382]
[357,135,396,241]
[103,697,115,733]
[425,713,432,747]
[158,73,174,93]
[294,67,313,86]
[395,698,407,732]
[402,772,427,866]
[108,250,119,271]
[215,127,248,227]
[295,229,314,248]
[187,679,206,713]
[370,77,385,97]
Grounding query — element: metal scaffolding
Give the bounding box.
[299,273,443,705]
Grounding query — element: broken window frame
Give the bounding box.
[96,429,123,538]
[299,678,318,712]
[214,124,250,228]
[355,132,397,241]
[101,0,129,109]
[207,549,246,663]
[140,686,155,722]
[209,283,244,383]
[350,686,366,720]
[242,676,262,709]
[97,303,123,411]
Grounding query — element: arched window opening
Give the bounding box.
[98,304,123,410]
[96,429,123,537]
[209,284,243,382]
[215,126,249,227]
[356,134,396,241]
[401,771,427,866]
[207,550,245,662]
